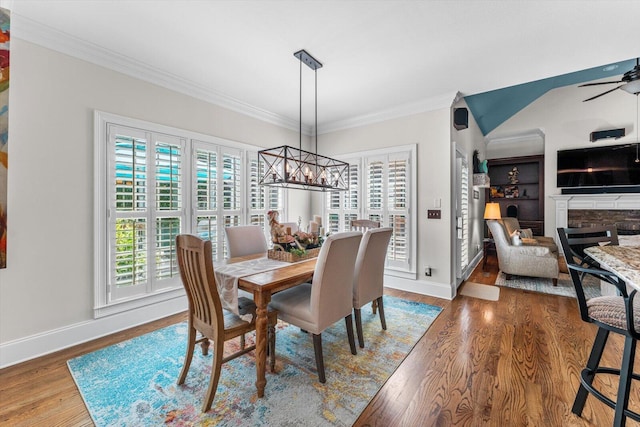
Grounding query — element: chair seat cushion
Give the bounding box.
[587,295,640,332]
[269,283,319,333]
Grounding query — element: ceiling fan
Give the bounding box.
[580,58,640,102]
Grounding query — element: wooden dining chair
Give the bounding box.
[176,234,278,412]
[557,227,640,426]
[269,231,363,383]
[350,219,380,232]
[224,225,268,258]
[353,227,393,348]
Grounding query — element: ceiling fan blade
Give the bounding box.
[583,85,623,102]
[579,81,622,87]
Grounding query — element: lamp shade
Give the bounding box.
[484,202,501,220]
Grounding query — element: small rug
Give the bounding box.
[459,282,500,301]
[67,296,442,426]
[494,272,601,299]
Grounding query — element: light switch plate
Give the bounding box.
[427,210,441,219]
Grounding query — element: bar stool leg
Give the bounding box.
[573,328,609,415]
[614,336,636,427]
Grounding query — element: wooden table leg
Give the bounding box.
[254,290,270,398]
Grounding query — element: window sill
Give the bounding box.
[94,287,185,319]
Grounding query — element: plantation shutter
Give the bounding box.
[108,125,185,302]
[153,134,184,288]
[222,148,243,258]
[324,160,359,232]
[322,146,414,276]
[386,152,410,269]
[365,156,385,225]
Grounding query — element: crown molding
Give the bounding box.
[484,128,545,145]
[319,91,458,135]
[11,13,455,136]
[10,13,310,133]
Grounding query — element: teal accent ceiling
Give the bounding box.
[465,59,637,136]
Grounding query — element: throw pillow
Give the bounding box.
[519,228,533,239]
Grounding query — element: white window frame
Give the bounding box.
[94,111,286,318]
[325,144,417,279]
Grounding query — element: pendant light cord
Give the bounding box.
[299,58,302,152]
[315,67,318,156]
[636,94,639,163]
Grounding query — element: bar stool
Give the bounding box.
[557,226,640,426]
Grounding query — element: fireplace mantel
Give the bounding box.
[550,193,640,228]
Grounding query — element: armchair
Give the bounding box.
[487,219,559,285]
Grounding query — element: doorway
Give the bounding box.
[454,147,469,287]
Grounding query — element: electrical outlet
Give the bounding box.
[425,266,432,276]
[427,210,441,219]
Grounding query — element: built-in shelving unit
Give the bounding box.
[486,155,545,235]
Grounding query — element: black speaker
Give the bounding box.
[590,128,625,142]
[453,108,468,130]
[506,204,518,218]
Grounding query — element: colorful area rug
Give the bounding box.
[494,271,601,299]
[67,296,442,426]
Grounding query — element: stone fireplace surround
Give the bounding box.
[551,193,640,245]
[551,193,640,295]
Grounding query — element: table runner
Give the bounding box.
[213,257,290,319]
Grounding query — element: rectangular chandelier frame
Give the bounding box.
[258,145,349,192]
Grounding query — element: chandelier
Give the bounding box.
[258,50,349,192]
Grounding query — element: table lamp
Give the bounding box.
[484,202,501,220]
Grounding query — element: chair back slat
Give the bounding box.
[176,234,224,337]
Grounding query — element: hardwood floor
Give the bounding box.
[1,257,638,426]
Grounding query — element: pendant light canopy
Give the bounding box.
[258,50,349,192]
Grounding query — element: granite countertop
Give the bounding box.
[585,246,640,290]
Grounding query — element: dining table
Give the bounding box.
[216,253,317,398]
[584,245,640,291]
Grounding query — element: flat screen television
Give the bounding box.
[557,143,640,189]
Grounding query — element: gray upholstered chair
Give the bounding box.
[224,225,268,301]
[487,219,559,284]
[353,227,393,348]
[176,234,277,412]
[269,231,363,383]
[224,225,268,258]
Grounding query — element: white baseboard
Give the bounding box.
[384,274,454,300]
[0,296,188,369]
[1,269,470,368]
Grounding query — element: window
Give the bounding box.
[325,145,416,277]
[108,125,186,303]
[95,112,285,317]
